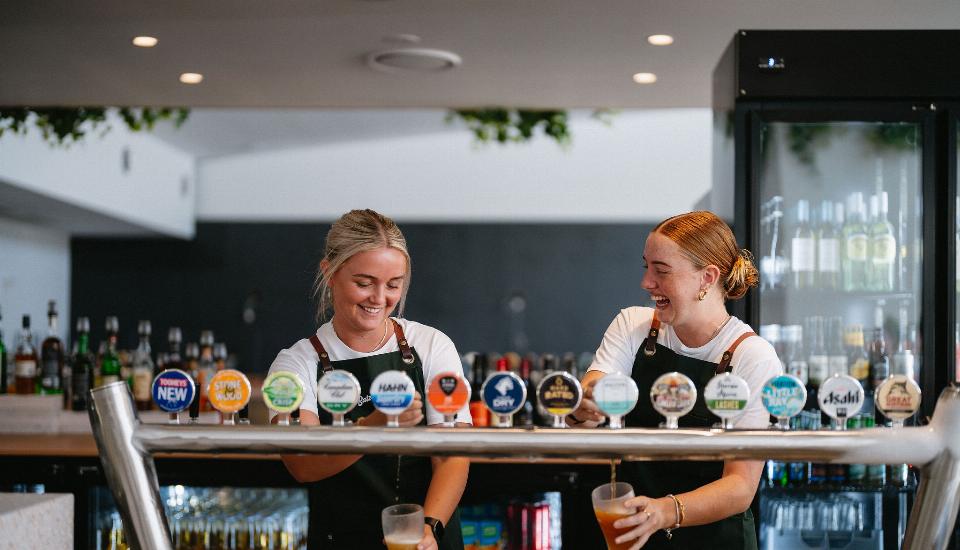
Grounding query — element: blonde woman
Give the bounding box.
[570,211,781,549]
[268,209,471,550]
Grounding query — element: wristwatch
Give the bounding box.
[425,516,445,541]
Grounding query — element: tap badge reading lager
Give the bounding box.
[317,370,362,415]
[536,371,583,416]
[427,371,471,416]
[261,371,304,414]
[817,374,864,422]
[704,373,750,420]
[875,374,921,421]
[761,374,807,420]
[481,371,527,416]
[151,369,196,413]
[370,370,416,416]
[207,369,252,414]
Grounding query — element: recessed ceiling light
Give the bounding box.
[647,34,674,46]
[367,48,462,74]
[179,72,204,84]
[632,72,657,84]
[132,36,158,48]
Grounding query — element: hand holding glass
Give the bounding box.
[382,503,424,550]
[592,482,637,550]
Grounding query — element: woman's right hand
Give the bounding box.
[568,374,606,426]
[359,391,425,427]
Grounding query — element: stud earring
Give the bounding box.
[697,289,707,301]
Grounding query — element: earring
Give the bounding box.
[697,289,707,301]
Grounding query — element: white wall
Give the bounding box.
[0,115,196,238]
[197,109,713,223]
[0,217,70,350]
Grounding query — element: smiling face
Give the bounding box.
[326,247,408,338]
[641,232,709,329]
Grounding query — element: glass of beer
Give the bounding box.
[382,503,424,550]
[592,482,636,550]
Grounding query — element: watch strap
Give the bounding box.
[425,516,444,540]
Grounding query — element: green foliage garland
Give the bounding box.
[0,107,189,146]
[447,109,615,147]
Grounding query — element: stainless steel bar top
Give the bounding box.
[135,423,941,465]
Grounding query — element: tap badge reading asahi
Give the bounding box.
[317,370,362,415]
[592,373,640,417]
[427,371,471,416]
[650,372,697,418]
[207,369,252,414]
[370,370,416,416]
[536,371,582,416]
[761,374,807,419]
[875,374,921,422]
[704,373,750,420]
[818,374,865,422]
[152,369,196,413]
[481,371,526,416]
[261,371,305,414]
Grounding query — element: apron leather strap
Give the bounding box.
[643,311,661,356]
[715,331,757,375]
[392,319,416,365]
[309,334,333,375]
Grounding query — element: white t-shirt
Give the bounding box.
[268,317,473,426]
[588,306,782,429]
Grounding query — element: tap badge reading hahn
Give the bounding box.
[261,371,305,414]
[370,370,416,416]
[481,371,527,416]
[151,369,196,413]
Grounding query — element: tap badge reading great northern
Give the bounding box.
[370,370,416,416]
[875,374,921,420]
[317,370,362,415]
[481,371,527,416]
[151,369,196,413]
[536,372,582,416]
[761,374,807,419]
[261,371,305,414]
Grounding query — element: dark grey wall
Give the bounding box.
[71,222,653,372]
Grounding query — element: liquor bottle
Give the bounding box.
[807,317,829,392]
[842,193,869,292]
[39,300,64,395]
[846,414,867,486]
[892,301,915,380]
[198,331,217,412]
[827,317,847,378]
[71,317,94,411]
[214,343,227,371]
[848,325,871,388]
[862,415,886,487]
[871,191,897,292]
[469,354,490,427]
[869,328,890,397]
[791,200,816,289]
[166,328,184,372]
[132,321,155,411]
[184,342,200,422]
[0,306,7,394]
[515,357,537,428]
[817,200,841,290]
[14,315,38,394]
[782,325,808,385]
[99,317,121,386]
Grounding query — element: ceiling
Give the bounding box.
[3,1,959,110]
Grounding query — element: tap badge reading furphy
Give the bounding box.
[207,369,252,414]
[261,371,305,414]
[536,372,582,416]
[481,371,527,416]
[427,371,470,415]
[370,370,416,416]
[761,374,807,419]
[650,372,697,417]
[704,373,750,419]
[592,372,640,417]
[317,370,362,415]
[818,374,864,421]
[152,369,196,413]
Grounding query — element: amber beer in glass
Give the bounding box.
[383,503,424,550]
[592,482,636,550]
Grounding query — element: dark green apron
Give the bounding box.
[305,320,464,550]
[620,312,758,550]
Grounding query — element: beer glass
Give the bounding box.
[592,482,636,550]
[382,503,424,550]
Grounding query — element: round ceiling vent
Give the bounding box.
[366,48,462,74]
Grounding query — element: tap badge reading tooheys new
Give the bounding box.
[536,372,582,416]
[704,373,750,419]
[592,373,640,417]
[152,369,196,413]
[761,375,807,419]
[261,371,305,414]
[317,370,362,415]
[817,374,864,421]
[650,372,697,417]
[370,370,416,416]
[207,369,252,414]
[481,371,526,416]
[875,374,921,421]
[427,371,470,416]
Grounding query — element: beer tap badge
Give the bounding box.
[427,371,471,415]
[481,371,527,416]
[875,374,921,421]
[536,372,583,416]
[152,369,196,413]
[593,373,640,417]
[261,371,305,414]
[207,369,252,414]
[817,374,864,421]
[704,373,750,419]
[760,375,807,419]
[317,370,362,415]
[370,370,416,416]
[650,372,697,417]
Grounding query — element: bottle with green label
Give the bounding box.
[842,192,869,292]
[99,317,121,386]
[870,191,897,292]
[71,318,94,411]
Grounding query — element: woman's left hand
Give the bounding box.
[417,523,438,550]
[613,495,674,549]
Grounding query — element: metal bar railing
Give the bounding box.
[90,381,960,550]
